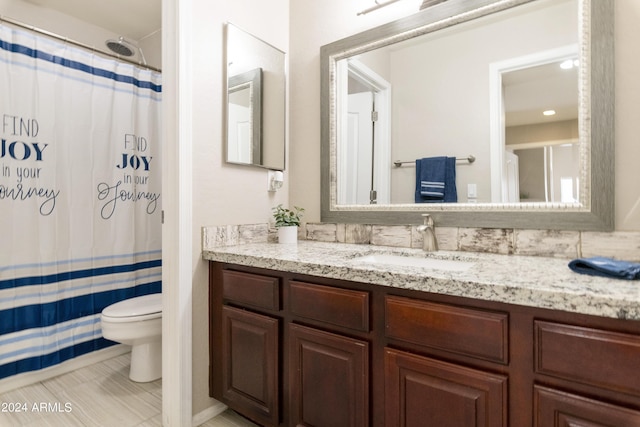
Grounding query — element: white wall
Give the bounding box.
[289,0,425,222]
[139,30,162,70]
[289,0,640,231]
[189,0,289,415]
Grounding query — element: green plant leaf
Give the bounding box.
[272,204,304,227]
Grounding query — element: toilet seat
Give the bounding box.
[102,293,162,323]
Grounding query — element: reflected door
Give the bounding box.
[344,91,374,204]
[227,87,252,164]
[340,90,391,205]
[337,59,391,206]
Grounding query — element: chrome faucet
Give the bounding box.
[417,214,438,252]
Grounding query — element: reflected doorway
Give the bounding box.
[337,59,391,205]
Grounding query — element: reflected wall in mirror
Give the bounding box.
[225,23,286,170]
[321,0,614,230]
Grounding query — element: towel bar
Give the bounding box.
[393,155,475,167]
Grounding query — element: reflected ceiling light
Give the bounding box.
[543,110,556,116]
[560,59,579,69]
[560,59,573,69]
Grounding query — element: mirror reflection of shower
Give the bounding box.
[492,44,581,203]
[513,142,580,203]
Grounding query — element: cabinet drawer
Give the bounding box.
[535,321,640,396]
[222,270,280,310]
[534,385,640,426]
[289,281,370,332]
[385,295,509,364]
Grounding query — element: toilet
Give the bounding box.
[100,293,162,382]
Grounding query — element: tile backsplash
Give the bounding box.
[202,223,270,248]
[202,222,640,261]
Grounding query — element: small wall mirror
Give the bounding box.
[321,0,614,230]
[225,23,285,170]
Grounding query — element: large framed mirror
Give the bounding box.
[321,0,614,230]
[225,23,286,170]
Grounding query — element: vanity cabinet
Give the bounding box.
[289,323,369,426]
[384,296,508,426]
[209,262,640,427]
[221,306,279,426]
[215,269,282,426]
[533,321,640,426]
[385,347,507,427]
[287,281,371,426]
[534,386,640,426]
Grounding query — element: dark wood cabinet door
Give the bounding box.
[384,347,507,427]
[222,305,279,427]
[289,323,369,427]
[534,386,640,427]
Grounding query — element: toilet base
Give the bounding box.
[129,340,162,382]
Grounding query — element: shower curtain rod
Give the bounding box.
[0,15,161,72]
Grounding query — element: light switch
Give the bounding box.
[467,183,477,199]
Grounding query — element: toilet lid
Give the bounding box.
[102,293,162,318]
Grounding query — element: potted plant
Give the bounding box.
[272,204,304,244]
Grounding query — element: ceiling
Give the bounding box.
[503,60,579,127]
[23,0,161,41]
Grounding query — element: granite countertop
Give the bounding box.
[202,241,640,320]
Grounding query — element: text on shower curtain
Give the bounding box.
[0,113,59,215]
[97,132,160,220]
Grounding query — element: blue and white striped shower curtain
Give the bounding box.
[0,26,162,380]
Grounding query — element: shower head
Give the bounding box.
[105,37,137,57]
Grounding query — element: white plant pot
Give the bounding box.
[277,226,298,244]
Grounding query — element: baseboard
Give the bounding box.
[192,400,227,426]
[0,344,130,394]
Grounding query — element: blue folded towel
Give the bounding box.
[568,257,640,280]
[415,156,457,203]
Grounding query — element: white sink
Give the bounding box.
[351,253,474,272]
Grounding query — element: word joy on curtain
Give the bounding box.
[0,24,162,380]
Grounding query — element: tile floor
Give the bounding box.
[0,353,257,427]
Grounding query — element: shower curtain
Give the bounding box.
[0,25,162,380]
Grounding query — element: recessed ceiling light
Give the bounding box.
[543,110,556,116]
[560,59,574,69]
[560,59,580,70]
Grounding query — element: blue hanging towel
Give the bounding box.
[568,257,640,280]
[415,156,457,203]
